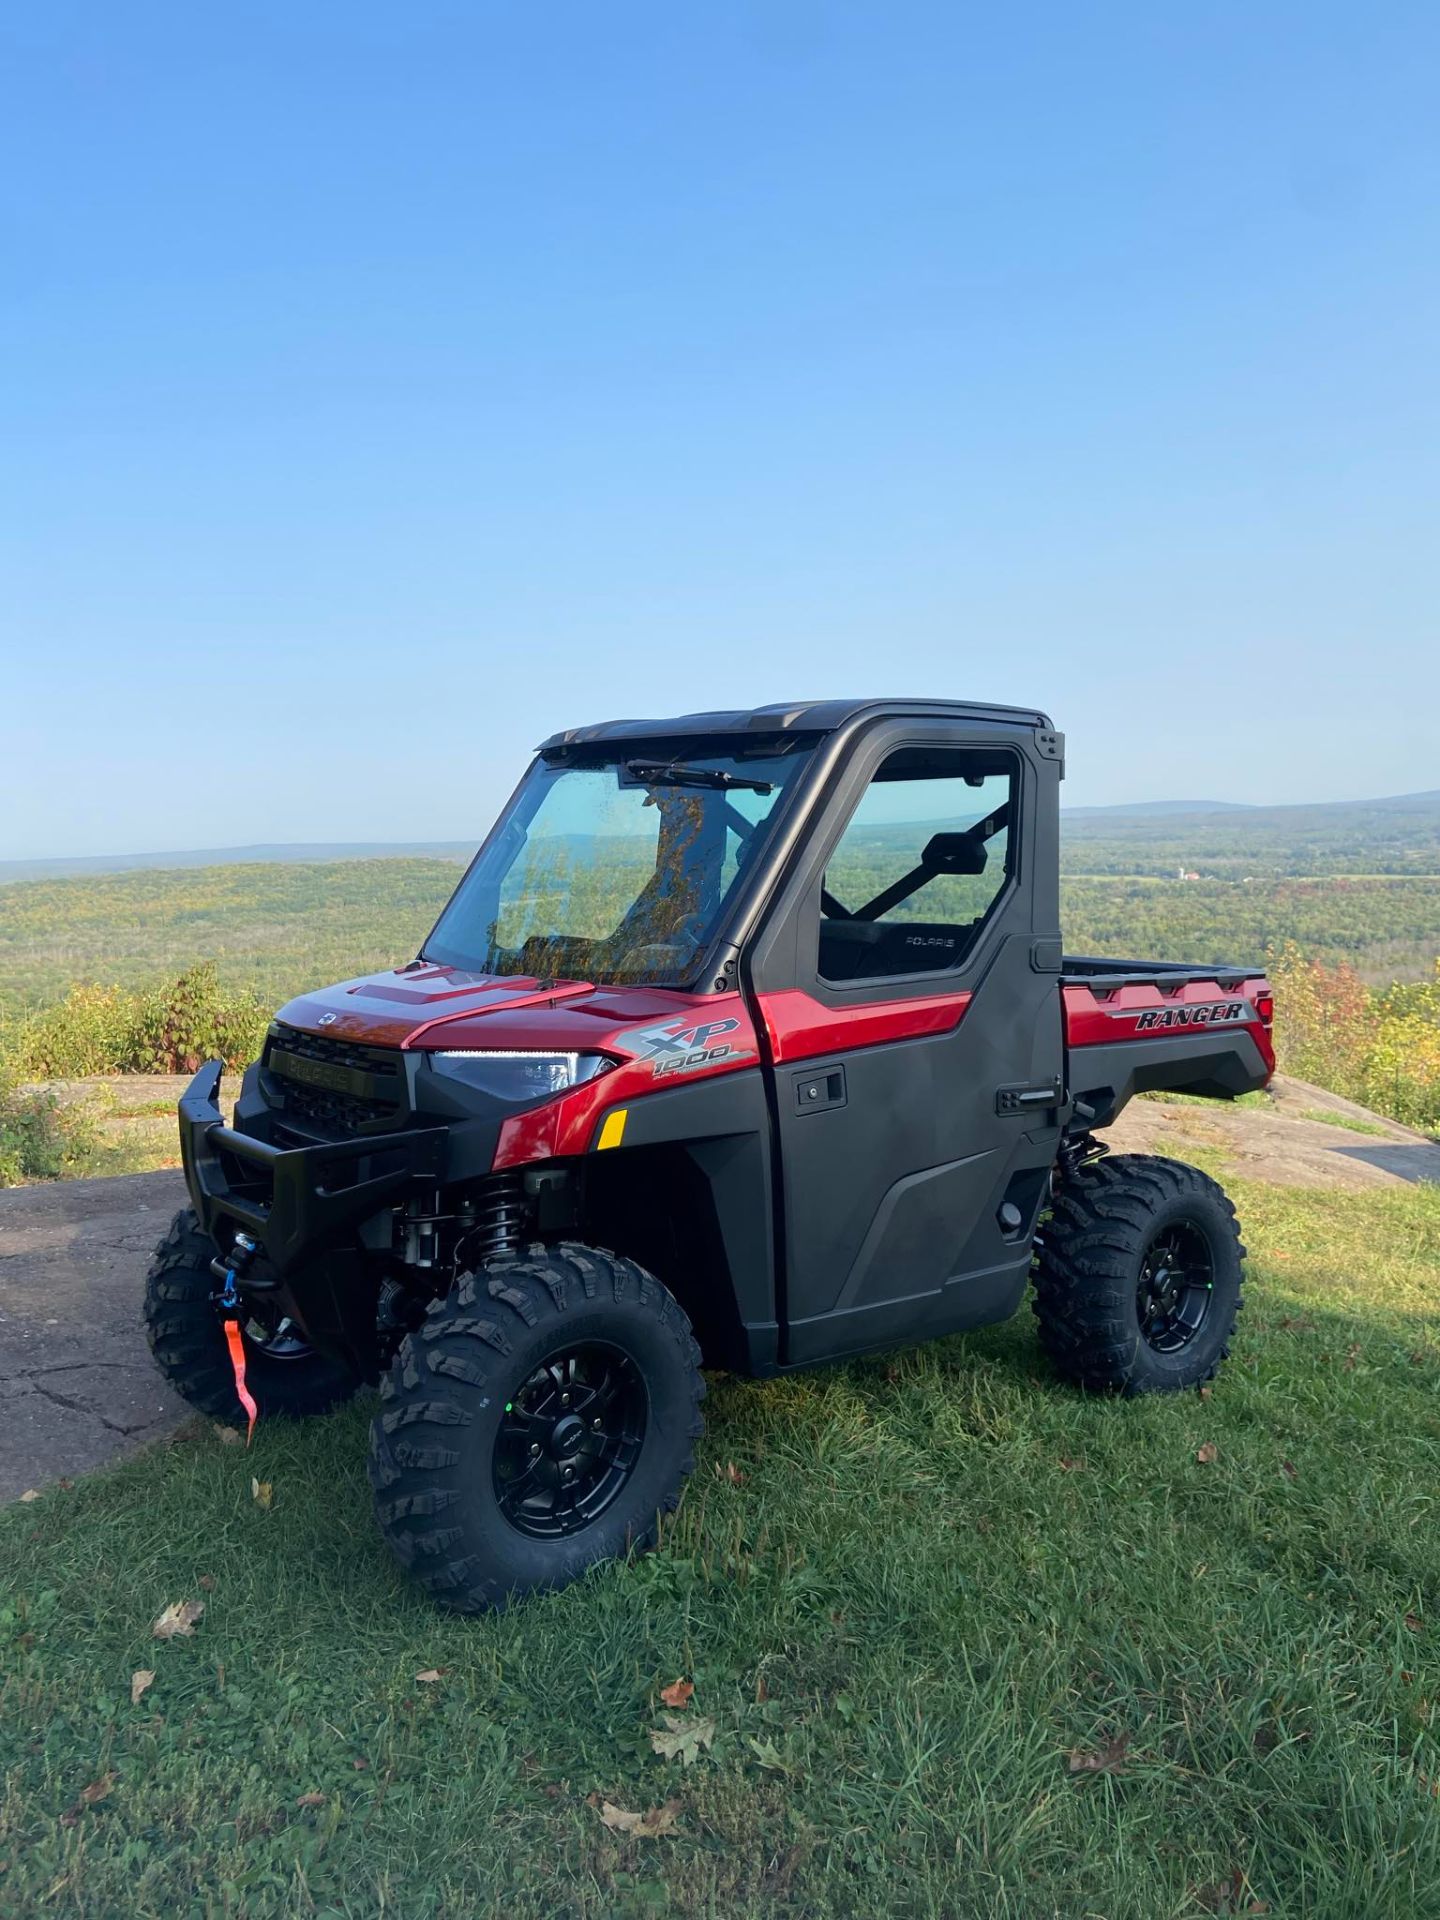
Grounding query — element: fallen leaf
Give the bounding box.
[755,1672,770,1704]
[1058,1455,1084,1472]
[714,1461,745,1485]
[747,1735,790,1772]
[79,1774,116,1807]
[1194,1865,1268,1913]
[18,1490,40,1504]
[1198,1384,1214,1401]
[213,1425,244,1447]
[595,1798,681,1838]
[415,1667,449,1684]
[130,1669,155,1707]
[1280,1459,1298,1480]
[296,1791,326,1808]
[659,1678,694,1709]
[251,1477,273,1510]
[650,1713,717,1766]
[1196,1442,1219,1465]
[353,1757,370,1771]
[1066,1731,1131,1776]
[197,1573,216,1592]
[1405,1613,1425,1634]
[152,1599,204,1640]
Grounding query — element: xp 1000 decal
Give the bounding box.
[627,1014,755,1079]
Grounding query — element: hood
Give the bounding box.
[273,963,730,1055]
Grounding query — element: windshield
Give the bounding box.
[423,740,815,986]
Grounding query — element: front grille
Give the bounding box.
[266,1027,406,1135]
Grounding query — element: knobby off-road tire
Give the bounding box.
[368,1242,705,1613]
[144,1208,359,1421]
[1032,1154,1245,1394]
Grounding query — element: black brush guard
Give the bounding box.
[179,1059,448,1279]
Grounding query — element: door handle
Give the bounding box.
[793,1066,847,1114]
[995,1081,1062,1116]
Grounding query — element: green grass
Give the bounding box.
[3,1173,1440,1917]
[1297,1107,1395,1139]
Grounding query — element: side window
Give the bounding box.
[818,747,1017,983]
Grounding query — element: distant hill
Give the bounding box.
[1062,800,1253,819]
[1062,790,1440,878]
[0,842,476,886]
[4,790,1440,887]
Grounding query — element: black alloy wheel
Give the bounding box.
[493,1342,648,1538]
[369,1242,705,1612]
[1135,1220,1215,1355]
[1031,1153,1245,1394]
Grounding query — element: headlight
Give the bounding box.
[427,1050,614,1103]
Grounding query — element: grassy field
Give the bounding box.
[3,860,1440,1029]
[3,1166,1438,1918]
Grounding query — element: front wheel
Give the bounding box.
[1031,1154,1245,1394]
[368,1242,705,1613]
[144,1208,359,1421]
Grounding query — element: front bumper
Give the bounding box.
[178,1058,449,1278]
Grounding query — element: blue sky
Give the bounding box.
[2,2,1437,859]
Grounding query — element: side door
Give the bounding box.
[744,720,1064,1366]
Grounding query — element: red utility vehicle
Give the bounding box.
[146,700,1274,1610]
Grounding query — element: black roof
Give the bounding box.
[539,696,1053,751]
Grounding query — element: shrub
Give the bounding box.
[9,967,269,1080]
[129,965,269,1074]
[0,1074,94,1186]
[1269,944,1440,1133]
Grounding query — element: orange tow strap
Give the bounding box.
[222,1317,258,1445]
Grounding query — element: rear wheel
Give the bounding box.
[144,1208,359,1421]
[368,1242,704,1612]
[1031,1154,1245,1393]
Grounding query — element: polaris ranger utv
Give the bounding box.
[147,699,1275,1611]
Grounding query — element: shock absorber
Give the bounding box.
[468,1172,528,1261]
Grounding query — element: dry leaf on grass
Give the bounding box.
[251,1477,273,1510]
[1405,1613,1425,1634]
[198,1573,216,1591]
[296,1791,326,1808]
[659,1678,694,1709]
[650,1713,716,1766]
[152,1599,204,1640]
[79,1774,116,1806]
[18,1490,40,1504]
[1196,1442,1219,1465]
[415,1667,450,1684]
[1058,1455,1084,1472]
[1066,1731,1131,1776]
[213,1424,244,1447]
[130,1670,155,1707]
[715,1461,745,1484]
[1280,1459,1298,1480]
[595,1798,681,1838]
[1194,1865,1269,1913]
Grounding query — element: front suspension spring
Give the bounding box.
[468,1172,528,1262]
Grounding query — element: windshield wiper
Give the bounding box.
[623,759,773,795]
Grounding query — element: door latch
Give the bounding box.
[794,1066,847,1114]
[995,1080,1062,1117]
